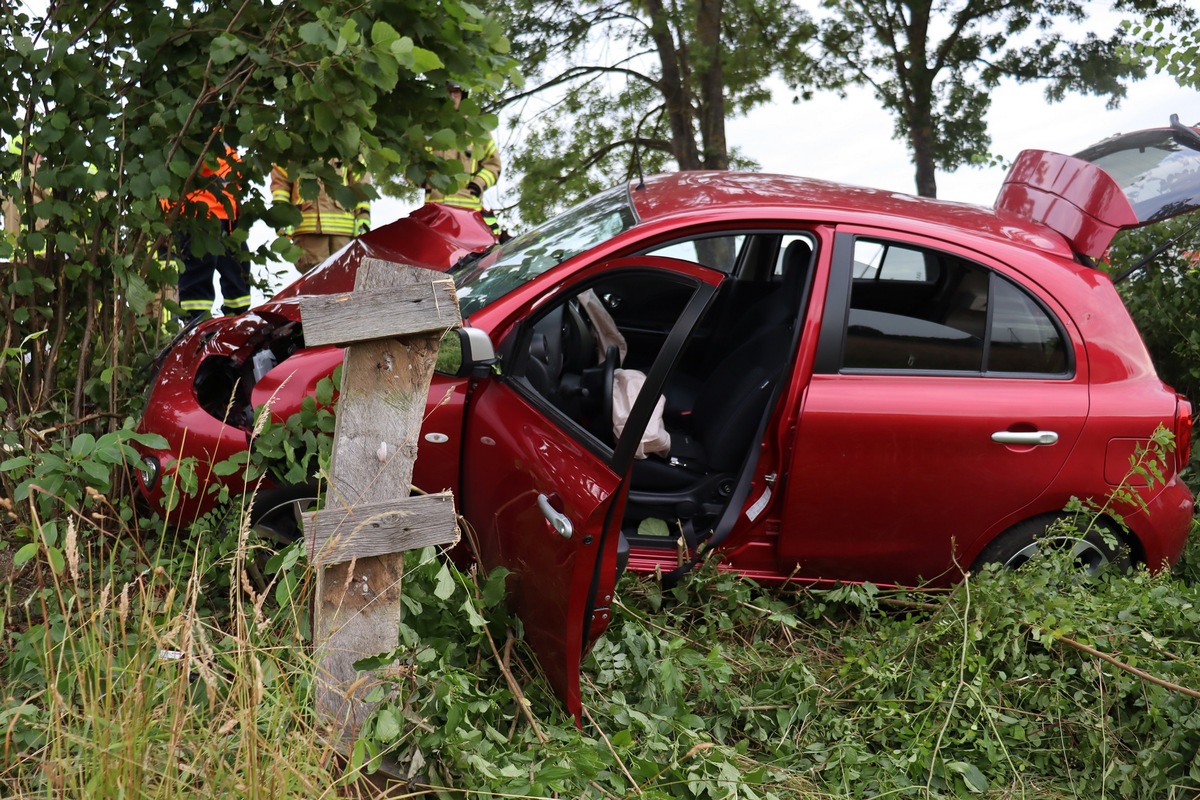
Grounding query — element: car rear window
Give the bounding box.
[842,239,1068,375]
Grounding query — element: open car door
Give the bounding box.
[459,256,723,720]
[995,115,1200,258]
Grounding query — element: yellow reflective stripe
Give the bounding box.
[180,299,213,311]
[224,295,251,309]
[271,189,290,204]
[475,168,497,188]
[294,209,357,235]
[429,195,483,210]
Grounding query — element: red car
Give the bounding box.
[137,121,1200,715]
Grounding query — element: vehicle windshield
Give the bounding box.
[452,183,637,317]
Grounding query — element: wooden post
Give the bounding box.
[299,258,462,751]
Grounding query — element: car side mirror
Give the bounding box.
[437,327,497,378]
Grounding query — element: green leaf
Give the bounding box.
[70,433,96,458]
[80,459,112,485]
[371,20,400,47]
[460,596,486,630]
[13,542,38,567]
[433,562,456,600]
[298,22,327,46]
[211,451,249,476]
[375,708,401,742]
[44,545,65,575]
[1,456,32,472]
[947,761,989,794]
[637,517,670,538]
[210,35,236,65]
[409,46,443,74]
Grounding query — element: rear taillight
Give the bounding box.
[1175,394,1193,473]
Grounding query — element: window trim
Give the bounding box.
[816,231,1075,379]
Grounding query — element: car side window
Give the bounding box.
[842,238,1068,375]
[987,275,1069,374]
[512,270,703,448]
[646,235,746,272]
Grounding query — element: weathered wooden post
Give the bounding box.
[299,257,462,750]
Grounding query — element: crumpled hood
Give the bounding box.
[272,202,497,300]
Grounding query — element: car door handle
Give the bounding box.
[537,494,574,539]
[991,430,1059,445]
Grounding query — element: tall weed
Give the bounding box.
[0,526,360,799]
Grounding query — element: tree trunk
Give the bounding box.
[902,2,938,198]
[644,0,702,169]
[696,0,728,170]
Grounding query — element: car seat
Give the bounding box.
[665,238,811,423]
[626,244,807,520]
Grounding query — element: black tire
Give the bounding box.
[972,513,1134,576]
[247,483,320,546]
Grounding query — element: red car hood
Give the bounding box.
[271,202,496,301]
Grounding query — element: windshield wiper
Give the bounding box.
[451,243,499,273]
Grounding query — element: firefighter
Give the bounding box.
[270,159,371,274]
[424,83,503,236]
[163,146,251,322]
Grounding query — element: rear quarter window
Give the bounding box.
[841,239,1069,376]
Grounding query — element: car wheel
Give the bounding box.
[248,483,320,546]
[972,513,1133,576]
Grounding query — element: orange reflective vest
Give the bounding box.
[162,148,239,221]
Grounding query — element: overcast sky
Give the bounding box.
[253,69,1196,298]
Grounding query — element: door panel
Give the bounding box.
[782,230,1089,585]
[782,373,1087,585]
[460,256,724,719]
[462,381,621,713]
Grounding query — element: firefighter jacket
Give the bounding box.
[425,133,500,211]
[270,161,370,236]
[161,147,240,222]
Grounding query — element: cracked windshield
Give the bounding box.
[452,183,637,317]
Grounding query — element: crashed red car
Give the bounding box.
[136,120,1200,716]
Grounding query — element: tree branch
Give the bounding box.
[498,63,660,109]
[555,135,673,187]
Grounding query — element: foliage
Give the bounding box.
[1,520,343,798]
[247,368,339,489]
[6,455,1200,799]
[0,423,167,563]
[806,0,1197,197]
[344,542,1200,797]
[494,0,816,224]
[1126,14,1200,90]
[1107,217,1200,404]
[0,0,516,535]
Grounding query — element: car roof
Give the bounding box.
[625,171,1076,259]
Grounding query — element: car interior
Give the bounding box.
[509,230,817,560]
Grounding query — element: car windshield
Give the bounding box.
[453,184,637,317]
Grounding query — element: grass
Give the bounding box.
[4,515,1200,799]
[0,525,368,799]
